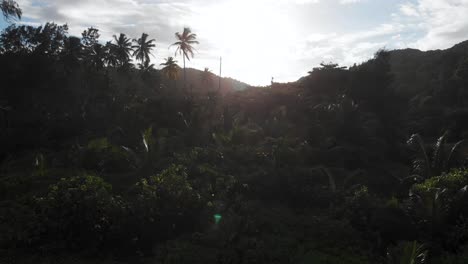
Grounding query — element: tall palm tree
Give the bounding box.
[112,33,133,66]
[133,33,156,65]
[138,60,155,82]
[1,0,22,21]
[201,67,213,84]
[139,60,155,71]
[171,27,199,90]
[104,41,118,67]
[62,36,82,71]
[160,57,180,89]
[88,43,106,70]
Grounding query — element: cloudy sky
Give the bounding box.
[2,0,468,85]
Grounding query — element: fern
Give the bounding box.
[387,241,427,264]
[142,126,153,153]
[445,140,465,171]
[407,133,431,178]
[432,131,448,175]
[407,132,467,179]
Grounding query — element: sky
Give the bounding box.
[2,0,468,85]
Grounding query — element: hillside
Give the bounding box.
[160,67,251,95]
[389,40,468,97]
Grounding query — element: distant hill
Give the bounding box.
[159,67,251,95]
[159,41,468,98]
[292,41,468,99]
[388,40,468,97]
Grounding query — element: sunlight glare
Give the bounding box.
[193,0,299,85]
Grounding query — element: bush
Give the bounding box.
[409,169,468,251]
[82,138,135,173]
[413,169,468,193]
[128,164,202,254]
[36,174,117,252]
[156,202,372,264]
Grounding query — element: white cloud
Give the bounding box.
[399,3,419,17]
[398,0,468,50]
[294,0,320,4]
[339,0,364,4]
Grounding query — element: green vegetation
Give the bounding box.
[1,2,468,263]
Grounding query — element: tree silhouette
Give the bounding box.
[139,60,154,71]
[104,41,118,67]
[201,67,213,84]
[87,43,107,70]
[160,56,180,89]
[61,36,82,71]
[133,33,155,65]
[0,23,69,55]
[81,27,100,47]
[112,33,133,67]
[1,0,22,21]
[81,27,105,70]
[138,60,155,82]
[201,67,215,93]
[171,27,199,91]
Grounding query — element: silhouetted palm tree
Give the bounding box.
[133,33,155,64]
[139,60,154,71]
[138,60,155,81]
[1,0,22,21]
[171,27,199,90]
[112,33,133,66]
[201,67,213,84]
[62,36,82,71]
[88,43,106,70]
[104,41,118,67]
[160,57,180,89]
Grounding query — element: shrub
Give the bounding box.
[36,175,117,252]
[413,169,468,193]
[82,137,134,173]
[128,164,202,253]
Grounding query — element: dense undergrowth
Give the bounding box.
[1,21,468,264]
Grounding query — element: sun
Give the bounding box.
[192,0,298,85]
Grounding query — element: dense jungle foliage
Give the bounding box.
[2,6,468,264]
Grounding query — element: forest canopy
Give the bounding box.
[2,1,468,263]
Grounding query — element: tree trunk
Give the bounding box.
[183,55,186,93]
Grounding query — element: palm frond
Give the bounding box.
[432,131,449,173]
[1,0,22,21]
[407,134,431,178]
[387,241,426,264]
[445,140,465,171]
[317,166,336,193]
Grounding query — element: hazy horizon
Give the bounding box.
[2,0,468,85]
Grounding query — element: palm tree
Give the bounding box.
[112,33,133,66]
[133,33,156,65]
[138,60,155,82]
[87,43,107,70]
[171,27,199,90]
[1,0,22,21]
[62,36,82,71]
[160,57,180,89]
[407,131,466,180]
[139,60,155,71]
[104,41,119,67]
[201,67,213,84]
